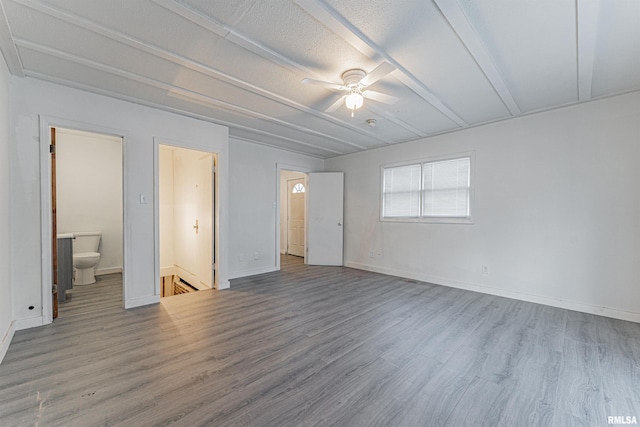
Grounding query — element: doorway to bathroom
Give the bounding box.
[52,127,124,318]
[158,144,215,297]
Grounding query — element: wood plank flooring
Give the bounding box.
[1,255,639,426]
[59,273,124,318]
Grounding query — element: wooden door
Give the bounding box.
[287,178,306,257]
[51,128,58,318]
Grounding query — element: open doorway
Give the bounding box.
[53,127,124,317]
[279,170,308,260]
[158,144,215,297]
[276,166,345,271]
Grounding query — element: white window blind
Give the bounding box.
[423,157,470,217]
[382,155,471,221]
[383,164,421,217]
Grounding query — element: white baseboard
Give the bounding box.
[0,321,16,365]
[124,295,160,309]
[95,267,123,276]
[345,261,640,324]
[228,266,278,280]
[14,316,46,331]
[217,280,230,290]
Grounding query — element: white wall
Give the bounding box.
[228,139,323,278]
[0,53,14,362]
[56,128,122,274]
[325,91,640,322]
[10,77,229,328]
[279,170,306,254]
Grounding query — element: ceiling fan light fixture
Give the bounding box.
[345,91,364,112]
[303,64,396,117]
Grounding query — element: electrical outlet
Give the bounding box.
[369,250,375,258]
[481,265,490,275]
[254,252,260,260]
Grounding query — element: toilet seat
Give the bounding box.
[73,252,100,259]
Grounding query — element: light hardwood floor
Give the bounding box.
[1,256,639,426]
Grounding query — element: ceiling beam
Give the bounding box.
[165,87,359,152]
[364,104,428,139]
[152,0,395,143]
[14,0,390,145]
[0,0,23,75]
[295,0,468,128]
[24,70,343,158]
[228,134,334,158]
[433,0,521,116]
[151,0,322,79]
[576,0,599,101]
[16,39,354,153]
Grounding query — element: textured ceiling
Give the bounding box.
[0,0,638,158]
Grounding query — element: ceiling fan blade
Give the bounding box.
[325,95,347,112]
[301,78,346,91]
[360,62,396,86]
[362,90,399,105]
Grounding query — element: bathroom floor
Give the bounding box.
[59,273,123,317]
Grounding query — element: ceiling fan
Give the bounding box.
[302,62,399,117]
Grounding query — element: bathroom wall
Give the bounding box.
[0,49,14,362]
[56,128,123,274]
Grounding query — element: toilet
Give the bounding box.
[72,231,102,285]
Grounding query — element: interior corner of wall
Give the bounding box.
[0,320,16,365]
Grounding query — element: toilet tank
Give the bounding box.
[72,231,101,253]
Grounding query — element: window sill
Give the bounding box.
[380,216,474,224]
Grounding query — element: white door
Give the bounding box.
[196,154,213,288]
[173,150,197,277]
[172,148,213,289]
[287,178,306,257]
[307,172,344,266]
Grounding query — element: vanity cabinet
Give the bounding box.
[57,234,74,303]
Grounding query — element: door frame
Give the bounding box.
[276,163,312,271]
[154,137,220,294]
[39,116,128,325]
[285,176,307,258]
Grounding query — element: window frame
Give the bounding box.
[292,183,306,193]
[380,151,475,224]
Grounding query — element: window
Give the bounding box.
[382,154,472,223]
[292,183,305,193]
[383,164,421,217]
